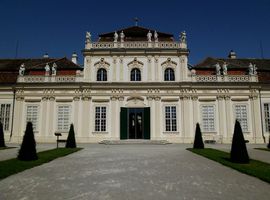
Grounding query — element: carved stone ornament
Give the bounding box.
[161,58,177,69]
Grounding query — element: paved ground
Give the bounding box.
[0,144,270,200]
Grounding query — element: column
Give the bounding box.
[183,96,193,142]
[148,97,155,139]
[73,97,80,136]
[12,97,24,143]
[251,96,263,143]
[46,97,55,138]
[113,56,117,81]
[154,56,159,81]
[224,96,232,142]
[40,97,48,138]
[120,56,124,81]
[217,96,226,143]
[81,96,91,139]
[111,97,117,139]
[192,96,199,131]
[147,56,152,81]
[155,97,161,139]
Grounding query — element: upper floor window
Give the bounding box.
[97,68,107,81]
[131,68,141,81]
[164,68,175,81]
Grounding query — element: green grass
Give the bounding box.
[254,148,270,152]
[0,148,82,180]
[0,146,16,150]
[187,148,270,183]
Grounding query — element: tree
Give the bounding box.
[0,122,6,147]
[65,124,76,148]
[230,120,249,163]
[193,123,204,149]
[17,122,38,161]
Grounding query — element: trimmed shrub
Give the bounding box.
[267,137,270,149]
[0,122,6,147]
[230,120,249,163]
[65,124,77,148]
[193,123,204,149]
[17,122,38,161]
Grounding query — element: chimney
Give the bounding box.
[228,50,236,59]
[72,52,78,64]
[43,53,49,58]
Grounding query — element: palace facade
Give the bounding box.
[1,26,270,143]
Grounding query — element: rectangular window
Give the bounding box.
[264,103,270,132]
[26,105,39,131]
[57,105,70,131]
[235,104,248,132]
[201,105,215,132]
[165,106,177,132]
[0,104,11,131]
[95,106,106,132]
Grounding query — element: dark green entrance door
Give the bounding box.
[120,107,150,140]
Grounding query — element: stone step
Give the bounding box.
[99,139,171,145]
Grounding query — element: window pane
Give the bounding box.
[201,105,215,132]
[0,104,11,131]
[57,105,70,131]
[165,106,177,131]
[235,105,248,132]
[26,105,38,131]
[95,106,106,132]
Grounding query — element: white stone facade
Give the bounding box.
[1,27,268,144]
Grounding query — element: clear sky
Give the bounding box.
[0,0,269,65]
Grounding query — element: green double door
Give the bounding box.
[120,107,150,140]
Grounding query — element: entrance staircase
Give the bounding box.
[99,139,171,145]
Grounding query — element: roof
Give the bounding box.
[194,57,270,82]
[98,26,174,42]
[0,57,81,84]
[194,57,270,71]
[0,57,81,71]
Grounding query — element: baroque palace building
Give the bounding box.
[0,25,270,143]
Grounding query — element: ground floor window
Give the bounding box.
[57,105,71,131]
[26,105,39,131]
[201,105,215,132]
[234,104,248,132]
[95,106,106,132]
[165,106,177,131]
[0,104,11,131]
[264,103,270,132]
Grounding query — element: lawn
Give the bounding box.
[187,148,270,183]
[254,148,270,152]
[0,147,16,150]
[0,148,82,180]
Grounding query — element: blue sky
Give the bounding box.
[0,0,269,65]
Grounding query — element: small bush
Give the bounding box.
[0,122,6,148]
[230,120,249,163]
[193,123,204,149]
[267,137,270,149]
[66,124,77,148]
[17,122,38,161]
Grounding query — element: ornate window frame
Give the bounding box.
[161,58,177,81]
[128,57,143,81]
[94,58,110,81]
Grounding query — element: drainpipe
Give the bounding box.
[259,89,266,143]
[9,88,16,141]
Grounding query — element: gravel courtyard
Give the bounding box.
[0,144,270,200]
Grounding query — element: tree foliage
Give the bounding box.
[17,122,38,161]
[193,123,204,149]
[0,122,6,147]
[230,120,249,163]
[65,124,77,148]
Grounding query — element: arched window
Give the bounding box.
[164,68,175,81]
[131,68,141,81]
[97,68,107,81]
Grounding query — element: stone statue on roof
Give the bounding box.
[180,31,187,43]
[86,31,91,43]
[222,62,227,75]
[45,63,50,72]
[52,63,57,76]
[19,63,25,76]
[114,31,118,42]
[215,63,221,75]
[249,63,257,75]
[147,31,152,42]
[120,31,125,42]
[154,31,158,42]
